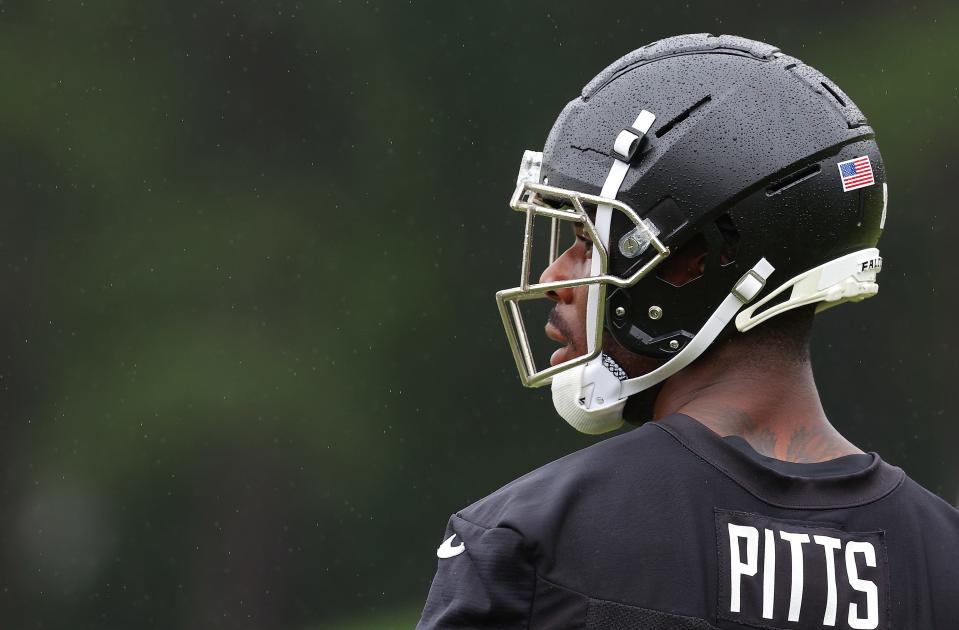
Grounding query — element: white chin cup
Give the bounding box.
[551,356,627,435]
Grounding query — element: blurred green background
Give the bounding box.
[0,1,955,628]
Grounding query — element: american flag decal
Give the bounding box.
[837,155,875,192]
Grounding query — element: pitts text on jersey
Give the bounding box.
[718,510,886,629]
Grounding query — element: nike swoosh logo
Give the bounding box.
[436,534,466,559]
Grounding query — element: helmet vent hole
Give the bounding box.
[820,81,847,107]
[715,213,739,266]
[766,164,821,196]
[655,95,712,138]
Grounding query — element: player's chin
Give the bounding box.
[549,345,573,367]
[549,344,587,367]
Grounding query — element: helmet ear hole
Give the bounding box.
[656,233,708,288]
[654,213,739,288]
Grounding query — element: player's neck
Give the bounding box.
[651,348,863,463]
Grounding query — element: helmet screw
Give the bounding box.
[648,306,663,320]
[614,306,626,317]
[669,339,680,350]
[621,235,640,257]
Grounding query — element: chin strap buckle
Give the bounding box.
[732,259,776,304]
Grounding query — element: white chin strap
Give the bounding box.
[551,247,883,435]
[550,109,780,435]
[552,257,776,435]
[554,111,651,435]
[552,354,630,435]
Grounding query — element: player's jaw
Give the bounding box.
[545,306,586,367]
[546,301,666,377]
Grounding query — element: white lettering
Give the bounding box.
[846,541,879,629]
[780,531,811,622]
[724,516,884,627]
[814,535,842,626]
[729,524,758,613]
[762,528,776,619]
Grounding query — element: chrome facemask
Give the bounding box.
[495,149,670,389]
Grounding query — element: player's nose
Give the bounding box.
[539,250,576,304]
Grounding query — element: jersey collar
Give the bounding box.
[652,413,905,509]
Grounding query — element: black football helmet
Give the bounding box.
[496,34,886,434]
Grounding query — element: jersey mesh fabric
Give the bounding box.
[586,599,719,629]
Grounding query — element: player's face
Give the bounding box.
[540,223,593,367]
[541,223,665,378]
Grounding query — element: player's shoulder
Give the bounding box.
[456,420,682,531]
[892,474,959,528]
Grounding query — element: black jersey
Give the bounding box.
[417,414,959,629]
